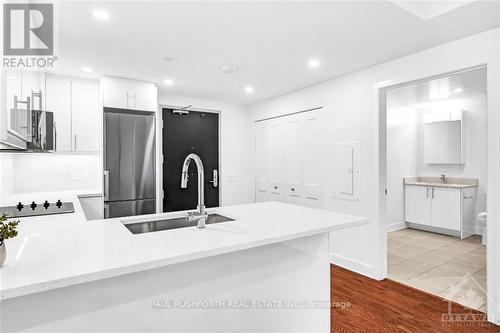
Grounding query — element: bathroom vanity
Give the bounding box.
[404,177,477,238]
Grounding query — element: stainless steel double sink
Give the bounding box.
[123,214,235,234]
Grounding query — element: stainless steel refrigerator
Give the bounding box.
[104,109,156,218]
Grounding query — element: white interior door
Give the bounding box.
[284,118,304,205]
[71,80,100,152]
[255,124,271,202]
[404,185,431,225]
[430,187,461,231]
[269,121,285,202]
[302,113,322,207]
[45,76,71,151]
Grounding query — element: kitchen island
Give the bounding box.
[0,200,367,332]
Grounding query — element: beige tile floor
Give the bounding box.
[388,228,487,312]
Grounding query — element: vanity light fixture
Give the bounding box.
[93,10,110,20]
[453,88,463,93]
[82,67,93,73]
[244,86,254,94]
[164,79,174,86]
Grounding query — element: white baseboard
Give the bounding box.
[330,253,375,279]
[387,222,407,232]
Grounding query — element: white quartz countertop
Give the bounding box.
[0,199,367,300]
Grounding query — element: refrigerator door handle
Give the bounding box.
[104,203,109,219]
[104,170,110,201]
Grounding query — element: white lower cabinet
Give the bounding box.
[404,185,476,238]
[255,110,323,208]
[404,186,431,225]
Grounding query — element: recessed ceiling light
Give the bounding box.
[163,57,173,62]
[82,67,93,73]
[453,88,463,93]
[164,79,174,86]
[244,86,254,94]
[308,59,320,69]
[93,10,110,20]
[221,65,239,74]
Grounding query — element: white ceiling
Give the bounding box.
[386,67,487,109]
[54,1,500,104]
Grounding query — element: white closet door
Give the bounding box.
[284,118,304,205]
[45,76,71,151]
[269,121,285,202]
[255,124,271,202]
[302,113,322,208]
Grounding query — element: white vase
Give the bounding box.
[0,241,6,267]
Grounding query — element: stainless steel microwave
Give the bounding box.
[27,110,55,151]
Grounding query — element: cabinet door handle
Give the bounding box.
[74,134,77,150]
[53,121,57,151]
[463,195,474,199]
[426,188,429,198]
[431,187,435,199]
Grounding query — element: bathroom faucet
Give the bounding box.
[440,174,447,184]
[180,153,208,228]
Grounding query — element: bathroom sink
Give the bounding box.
[123,214,235,234]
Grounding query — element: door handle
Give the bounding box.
[431,187,435,199]
[426,188,429,198]
[208,169,218,187]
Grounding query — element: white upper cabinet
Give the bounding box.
[71,81,100,152]
[102,77,158,112]
[423,112,464,164]
[1,71,45,148]
[45,75,100,152]
[46,76,72,151]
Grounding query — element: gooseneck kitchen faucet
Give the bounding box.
[180,153,208,228]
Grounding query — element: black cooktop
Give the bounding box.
[0,200,75,218]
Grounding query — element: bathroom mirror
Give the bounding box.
[423,120,463,164]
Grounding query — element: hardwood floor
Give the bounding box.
[331,265,500,332]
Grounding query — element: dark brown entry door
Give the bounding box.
[162,108,219,212]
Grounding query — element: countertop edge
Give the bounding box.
[404,182,478,189]
[0,217,368,300]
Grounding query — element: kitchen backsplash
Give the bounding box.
[0,153,100,196]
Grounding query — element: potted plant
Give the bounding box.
[0,214,20,267]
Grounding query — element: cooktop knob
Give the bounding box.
[43,200,50,209]
[56,200,63,208]
[30,201,37,210]
[16,202,24,211]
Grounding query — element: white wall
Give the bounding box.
[386,107,420,230]
[248,27,500,308]
[386,91,488,231]
[158,94,254,207]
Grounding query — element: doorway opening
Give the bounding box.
[383,67,488,312]
[161,108,220,212]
